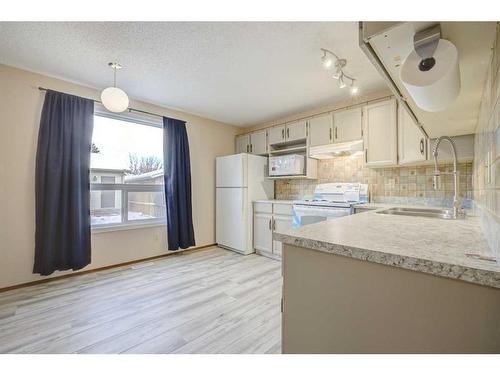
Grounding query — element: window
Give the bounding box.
[90,113,165,229]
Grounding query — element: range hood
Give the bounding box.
[309,139,364,159]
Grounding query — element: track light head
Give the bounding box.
[332,68,341,80]
[339,75,346,89]
[321,51,333,69]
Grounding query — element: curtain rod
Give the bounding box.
[37,87,185,123]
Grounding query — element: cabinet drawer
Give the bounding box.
[273,203,293,216]
[254,202,273,213]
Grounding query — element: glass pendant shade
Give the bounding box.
[101,87,129,113]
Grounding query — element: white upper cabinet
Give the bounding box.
[363,99,398,167]
[268,124,286,146]
[285,120,307,142]
[235,134,250,154]
[268,121,307,146]
[250,130,268,155]
[309,114,333,147]
[398,103,427,165]
[333,107,363,143]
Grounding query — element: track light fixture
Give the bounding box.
[320,48,358,95]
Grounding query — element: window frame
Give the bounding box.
[90,108,166,232]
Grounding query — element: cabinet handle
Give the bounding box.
[272,219,276,231]
[419,139,424,155]
[365,149,368,163]
[335,126,338,140]
[269,219,272,230]
[286,128,289,139]
[250,144,253,153]
[282,129,284,139]
[246,144,249,153]
[329,128,332,141]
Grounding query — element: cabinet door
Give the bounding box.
[272,214,293,257]
[398,104,427,164]
[334,107,362,143]
[235,134,250,154]
[309,114,333,147]
[250,130,268,155]
[268,125,286,146]
[286,120,307,142]
[254,213,273,253]
[363,99,398,167]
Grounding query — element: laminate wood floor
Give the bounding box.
[0,247,282,354]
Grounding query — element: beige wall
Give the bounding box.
[0,64,238,289]
[473,23,500,256]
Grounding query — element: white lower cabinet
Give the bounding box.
[253,202,293,260]
[271,214,293,257]
[253,212,273,253]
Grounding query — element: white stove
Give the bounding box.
[292,183,369,227]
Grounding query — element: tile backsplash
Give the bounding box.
[473,23,500,256]
[276,154,473,207]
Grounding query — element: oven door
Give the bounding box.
[292,205,352,228]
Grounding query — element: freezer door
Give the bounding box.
[216,154,247,187]
[216,188,248,252]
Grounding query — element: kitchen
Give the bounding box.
[216,22,500,353]
[1,15,500,364]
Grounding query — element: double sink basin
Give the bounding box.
[376,207,459,220]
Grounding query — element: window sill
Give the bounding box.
[91,221,166,234]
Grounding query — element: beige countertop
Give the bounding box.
[274,206,500,289]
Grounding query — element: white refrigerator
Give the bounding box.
[216,153,274,255]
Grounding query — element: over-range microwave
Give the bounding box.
[269,154,305,176]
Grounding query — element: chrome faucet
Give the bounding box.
[432,136,465,219]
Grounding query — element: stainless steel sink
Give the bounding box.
[376,207,459,220]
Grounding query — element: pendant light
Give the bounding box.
[101,62,129,113]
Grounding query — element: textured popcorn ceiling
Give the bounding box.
[0,22,387,127]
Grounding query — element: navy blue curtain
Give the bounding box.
[34,90,94,275]
[163,117,195,250]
